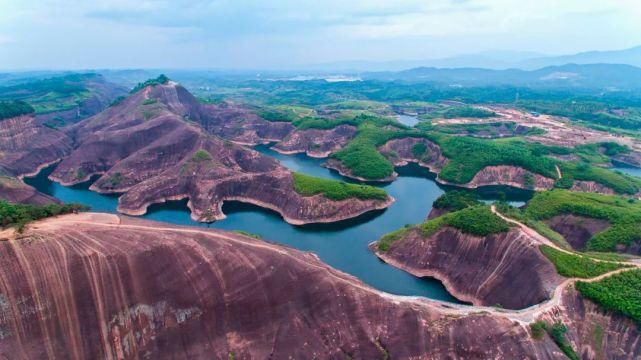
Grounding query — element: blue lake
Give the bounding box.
[612,162,641,179]
[26,145,532,302]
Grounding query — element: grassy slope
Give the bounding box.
[525,190,641,252]
[435,137,560,183]
[256,108,640,191]
[378,204,510,251]
[0,74,95,114]
[576,269,641,324]
[292,172,387,201]
[539,245,629,278]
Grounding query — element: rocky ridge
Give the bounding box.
[47,82,392,224]
[371,225,564,309]
[1,213,639,359]
[272,124,357,157]
[0,214,559,359]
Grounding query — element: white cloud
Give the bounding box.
[0,0,639,69]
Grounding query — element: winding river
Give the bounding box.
[26,145,532,303]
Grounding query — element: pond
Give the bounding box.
[397,114,419,127]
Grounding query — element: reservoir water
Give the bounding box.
[25,145,532,302]
[397,114,419,127]
[612,161,641,179]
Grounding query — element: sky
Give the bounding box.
[0,0,640,70]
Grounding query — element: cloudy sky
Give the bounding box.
[0,0,639,70]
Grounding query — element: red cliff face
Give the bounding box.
[546,214,610,251]
[0,114,71,205]
[379,137,447,173]
[0,214,564,359]
[464,165,555,190]
[546,214,641,255]
[198,102,294,145]
[0,115,72,177]
[463,166,618,195]
[540,287,641,360]
[272,125,357,158]
[0,173,58,205]
[372,227,564,309]
[48,83,392,224]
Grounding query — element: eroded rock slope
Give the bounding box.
[0,115,72,177]
[48,83,391,224]
[273,124,357,157]
[0,214,563,359]
[372,226,563,309]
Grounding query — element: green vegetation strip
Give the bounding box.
[576,269,641,325]
[378,205,510,251]
[435,137,560,184]
[529,321,579,359]
[292,172,387,201]
[259,109,638,191]
[0,100,35,120]
[0,74,93,114]
[519,99,641,131]
[539,245,629,278]
[432,190,480,211]
[130,74,170,94]
[0,201,88,232]
[422,121,545,138]
[574,142,630,165]
[420,106,497,120]
[525,189,641,252]
[557,161,641,195]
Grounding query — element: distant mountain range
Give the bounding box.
[363,63,641,90]
[306,45,641,72]
[3,45,641,92]
[519,46,641,70]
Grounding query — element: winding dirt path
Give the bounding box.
[491,205,568,252]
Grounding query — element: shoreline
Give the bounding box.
[17,158,64,180]
[370,242,483,307]
[118,193,395,226]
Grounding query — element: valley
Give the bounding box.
[2,70,641,359]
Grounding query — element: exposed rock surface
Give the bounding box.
[426,206,449,220]
[463,165,555,191]
[460,123,533,138]
[546,214,610,251]
[49,83,392,224]
[0,172,58,205]
[461,166,616,196]
[272,124,356,157]
[0,115,72,177]
[371,226,564,309]
[198,102,294,144]
[546,214,641,254]
[570,180,615,195]
[379,137,447,172]
[0,214,564,359]
[540,287,641,360]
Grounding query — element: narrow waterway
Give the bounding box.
[612,161,641,179]
[25,146,532,302]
